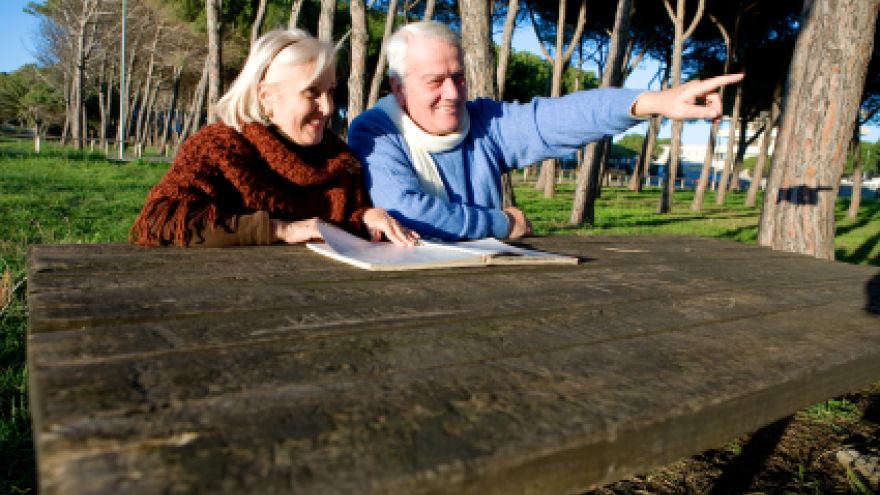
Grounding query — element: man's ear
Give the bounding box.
[390,76,406,108]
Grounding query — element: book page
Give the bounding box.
[308,223,485,270]
[307,222,578,270]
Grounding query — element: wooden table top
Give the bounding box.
[27,236,880,495]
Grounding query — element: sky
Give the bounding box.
[2,1,877,144]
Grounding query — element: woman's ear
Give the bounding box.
[257,82,274,119]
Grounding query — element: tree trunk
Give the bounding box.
[496,0,519,100]
[630,116,661,192]
[745,81,783,207]
[97,58,108,149]
[423,0,436,20]
[367,0,400,108]
[347,0,368,126]
[729,115,749,193]
[847,121,863,220]
[758,0,878,260]
[692,12,735,212]
[459,0,496,98]
[71,15,87,150]
[178,59,210,152]
[318,0,336,41]
[251,0,268,46]
[160,65,183,152]
[571,0,632,224]
[532,0,587,198]
[206,0,222,124]
[136,24,162,145]
[716,82,743,204]
[658,0,705,213]
[289,0,305,29]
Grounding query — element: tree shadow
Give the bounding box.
[836,230,880,266]
[866,272,880,315]
[707,416,793,495]
[836,202,880,236]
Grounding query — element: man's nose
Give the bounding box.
[440,77,461,99]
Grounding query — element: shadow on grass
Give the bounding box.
[836,202,880,236]
[836,229,880,266]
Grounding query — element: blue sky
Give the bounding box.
[3,0,877,144]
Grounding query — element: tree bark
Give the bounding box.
[716,82,743,204]
[318,0,336,41]
[423,0,436,20]
[571,0,632,225]
[289,0,305,29]
[160,65,183,152]
[658,0,705,213]
[630,116,661,192]
[496,0,519,100]
[347,0,368,126]
[758,0,879,260]
[459,0,497,98]
[367,0,400,108]
[745,100,779,207]
[206,0,222,124]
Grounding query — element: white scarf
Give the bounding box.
[376,94,470,202]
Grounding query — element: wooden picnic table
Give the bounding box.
[27,236,880,494]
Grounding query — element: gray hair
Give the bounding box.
[386,21,461,82]
[215,29,336,132]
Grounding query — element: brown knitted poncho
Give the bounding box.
[130,122,370,247]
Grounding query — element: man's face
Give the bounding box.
[392,36,467,136]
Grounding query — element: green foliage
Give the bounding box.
[502,49,597,103]
[844,139,880,175]
[0,66,63,132]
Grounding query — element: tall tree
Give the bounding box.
[206,0,222,124]
[531,0,588,198]
[318,0,337,41]
[570,0,633,225]
[367,0,400,108]
[691,12,734,212]
[657,0,705,213]
[745,80,782,208]
[758,0,879,260]
[289,0,306,29]
[347,0,368,125]
[496,0,520,100]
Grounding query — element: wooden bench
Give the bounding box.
[27,236,880,494]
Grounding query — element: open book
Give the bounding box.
[305,222,579,271]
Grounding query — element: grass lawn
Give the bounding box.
[1,137,878,493]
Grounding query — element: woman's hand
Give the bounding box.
[632,73,744,122]
[271,218,323,244]
[363,208,420,246]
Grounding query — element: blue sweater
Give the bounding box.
[348,88,643,240]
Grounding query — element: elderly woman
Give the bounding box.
[130,29,418,247]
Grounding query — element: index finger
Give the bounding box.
[693,73,744,94]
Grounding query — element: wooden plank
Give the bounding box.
[27,237,880,494]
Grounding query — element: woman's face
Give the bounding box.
[258,60,335,146]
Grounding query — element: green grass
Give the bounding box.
[515,180,880,266]
[0,137,168,494]
[0,138,879,494]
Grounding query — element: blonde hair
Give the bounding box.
[386,21,461,83]
[215,29,336,131]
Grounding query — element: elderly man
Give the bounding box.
[348,21,742,241]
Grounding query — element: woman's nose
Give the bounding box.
[317,92,333,115]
